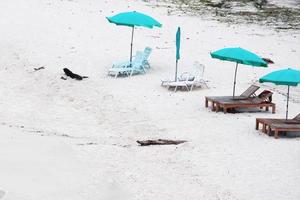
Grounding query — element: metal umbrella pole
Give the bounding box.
[232,62,239,98]
[175,60,178,82]
[129,26,135,67]
[286,85,290,120]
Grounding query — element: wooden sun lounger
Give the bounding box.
[205,96,275,114]
[256,114,300,138]
[256,118,299,134]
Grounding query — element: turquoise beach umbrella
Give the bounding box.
[106,11,162,65]
[175,27,181,81]
[259,68,300,119]
[211,47,268,98]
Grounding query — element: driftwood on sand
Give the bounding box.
[137,139,187,146]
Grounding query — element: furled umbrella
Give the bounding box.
[175,27,181,81]
[106,11,162,66]
[211,47,268,98]
[259,68,300,120]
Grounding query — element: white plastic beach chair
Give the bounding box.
[108,51,146,78]
[112,47,152,69]
[161,72,194,92]
[127,53,147,76]
[183,61,209,91]
[161,61,208,91]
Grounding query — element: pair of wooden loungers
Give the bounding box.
[205,85,275,114]
[256,114,300,139]
[205,85,300,139]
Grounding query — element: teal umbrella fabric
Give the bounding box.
[176,27,181,61]
[259,68,300,119]
[107,11,162,65]
[259,68,300,86]
[211,47,268,67]
[175,27,181,81]
[106,11,162,28]
[210,47,268,97]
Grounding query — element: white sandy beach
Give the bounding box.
[0,0,299,199]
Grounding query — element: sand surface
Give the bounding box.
[0,0,299,199]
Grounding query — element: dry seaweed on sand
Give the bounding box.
[150,0,300,30]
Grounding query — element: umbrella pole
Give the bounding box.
[286,85,290,120]
[175,60,178,82]
[233,62,239,98]
[130,26,135,67]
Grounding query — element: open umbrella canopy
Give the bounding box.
[106,11,162,28]
[211,47,268,67]
[106,11,161,66]
[210,47,268,97]
[259,68,300,120]
[259,68,300,86]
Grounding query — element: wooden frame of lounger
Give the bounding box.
[269,123,300,139]
[256,114,300,138]
[205,88,274,113]
[205,97,276,113]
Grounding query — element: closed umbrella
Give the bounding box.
[175,27,181,81]
[259,68,300,120]
[106,11,162,65]
[211,47,268,98]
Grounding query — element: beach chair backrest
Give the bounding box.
[294,113,300,121]
[133,51,144,62]
[240,85,260,98]
[143,47,152,59]
[131,51,144,68]
[141,47,152,66]
[193,61,205,80]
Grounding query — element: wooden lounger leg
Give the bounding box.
[267,126,272,136]
[223,107,227,114]
[205,98,208,107]
[212,102,216,111]
[274,129,279,139]
[263,124,267,133]
[255,120,259,130]
[265,106,269,112]
[216,103,220,112]
[272,105,276,114]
